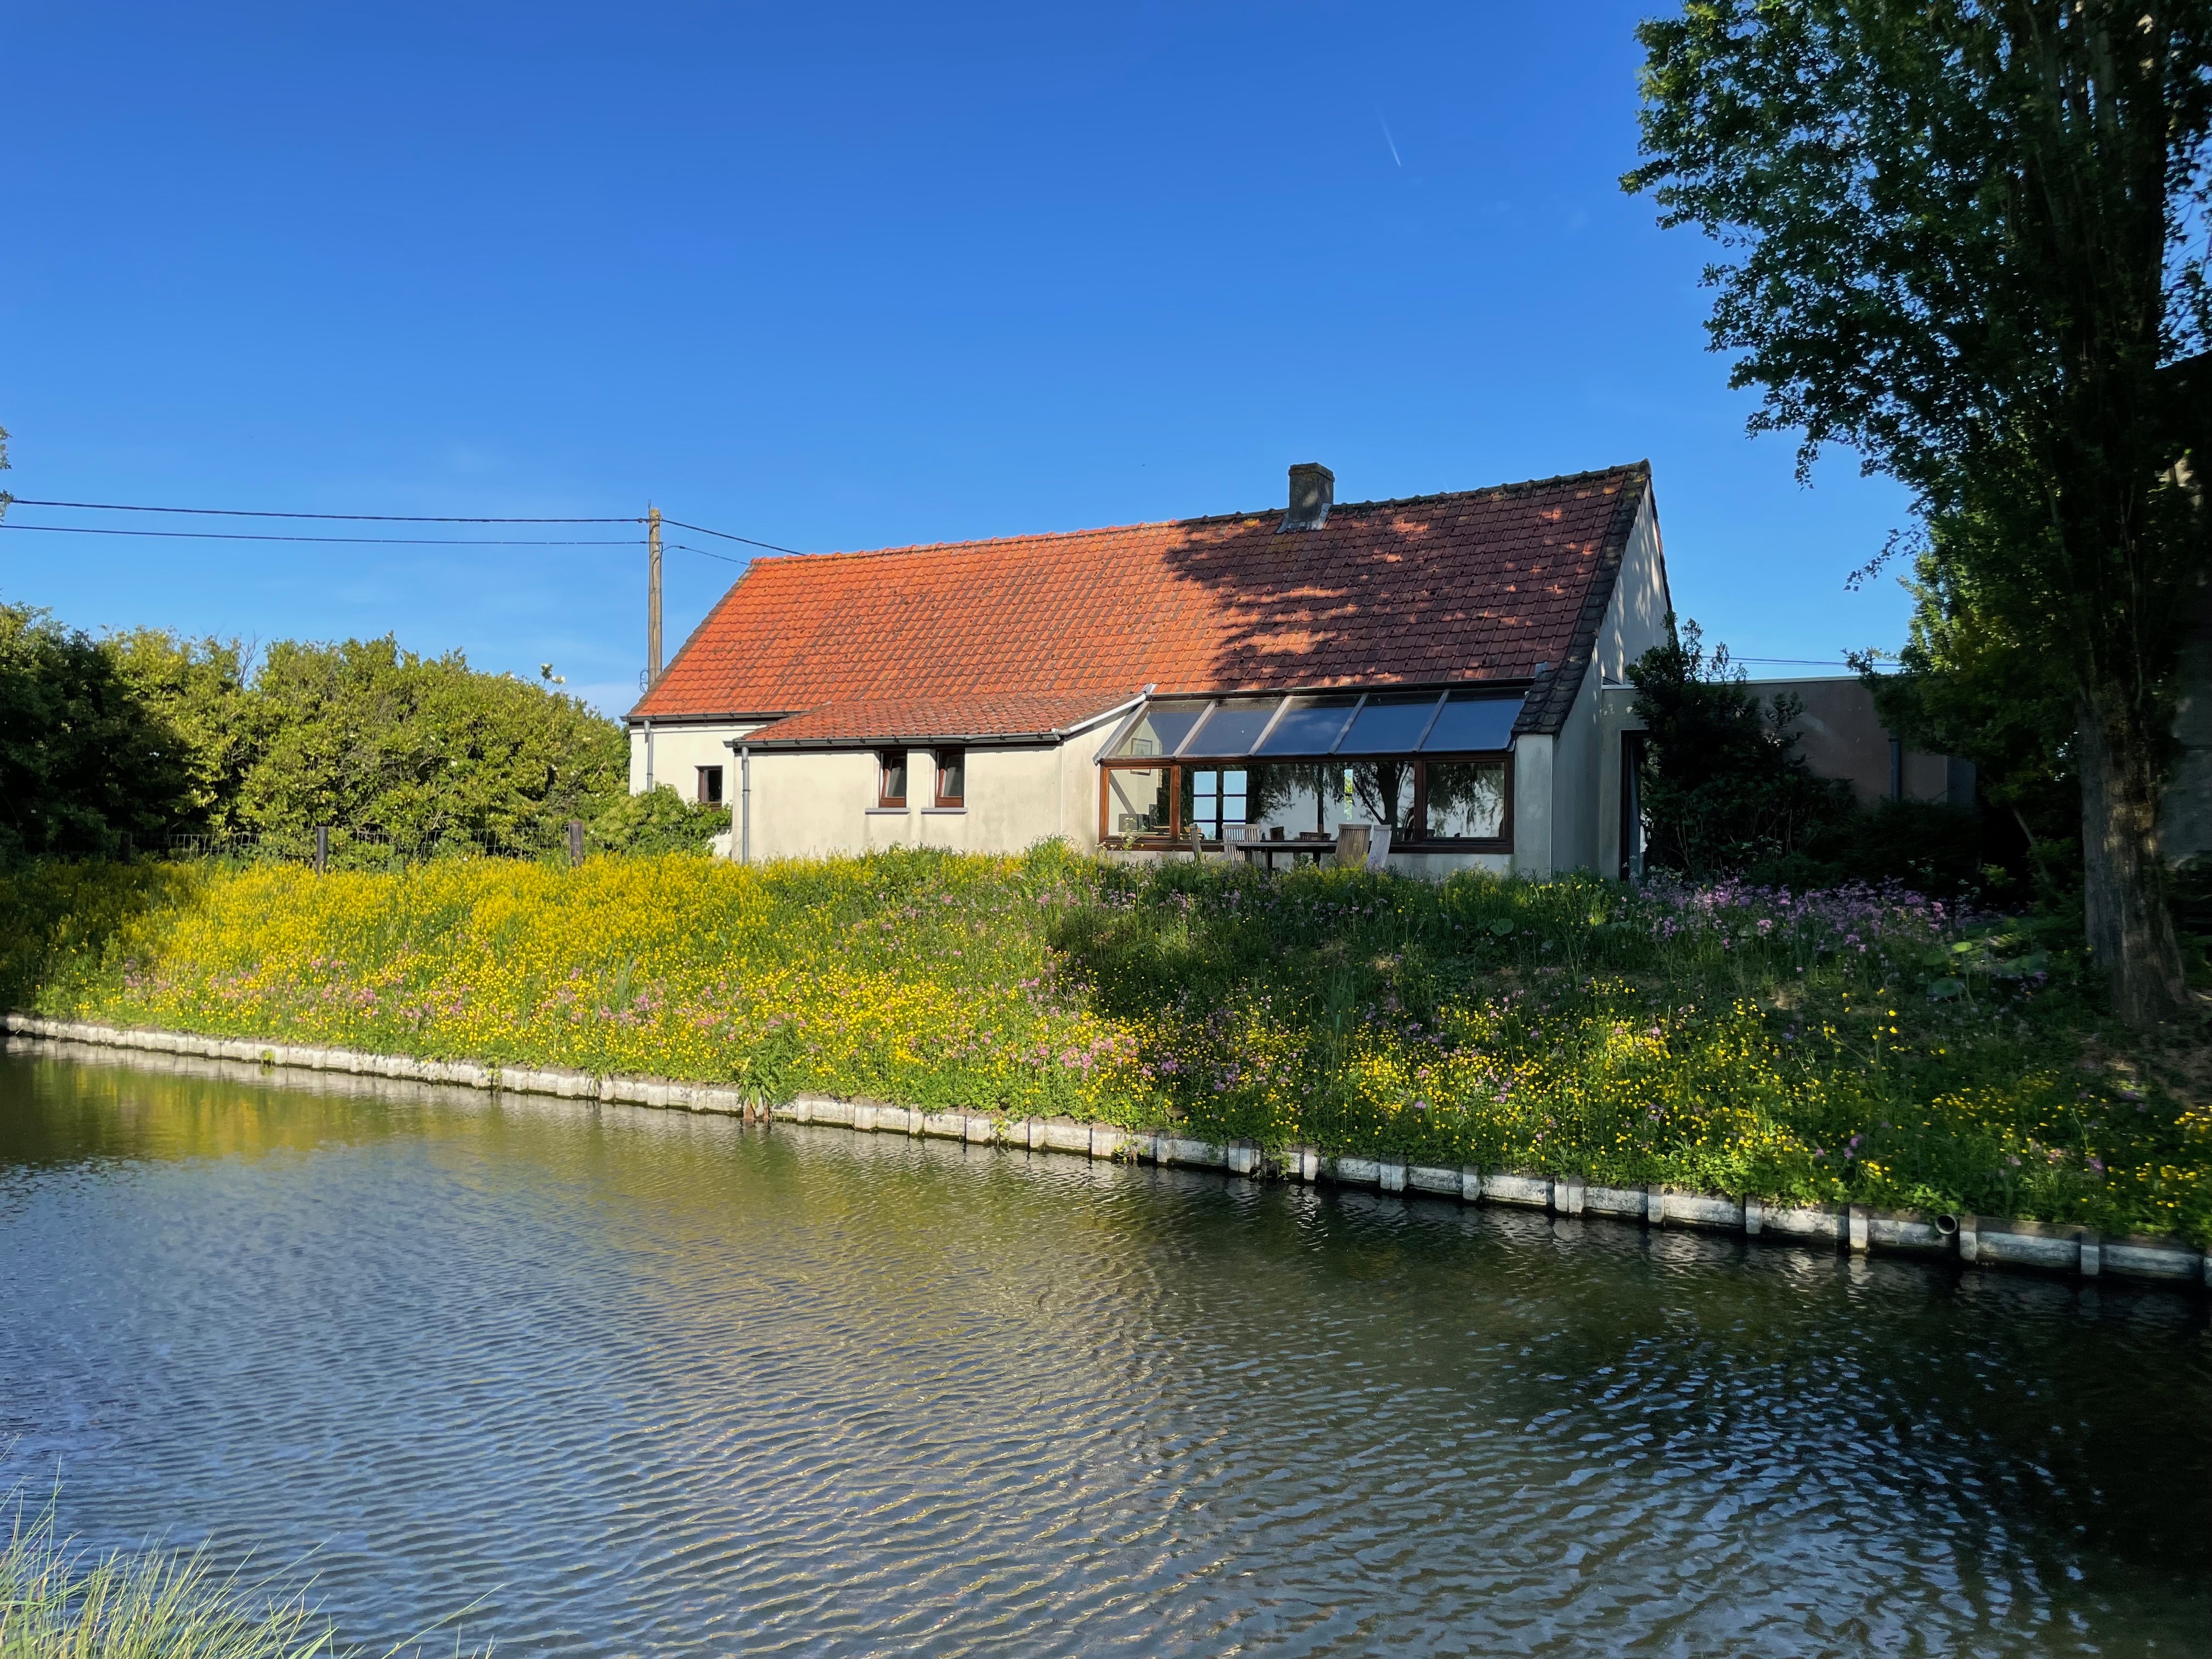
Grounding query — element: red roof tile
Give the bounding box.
[635,462,1651,742]
[745,692,1137,745]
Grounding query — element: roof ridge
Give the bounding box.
[741,461,1653,568]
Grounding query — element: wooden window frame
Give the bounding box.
[933,747,966,809]
[1098,760,1183,845]
[878,749,908,810]
[696,764,725,806]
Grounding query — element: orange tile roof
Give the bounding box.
[740,692,1137,746]
[635,462,1652,743]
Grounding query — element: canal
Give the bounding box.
[1,1044,2207,1656]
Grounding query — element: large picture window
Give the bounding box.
[1420,760,1508,840]
[1104,766,1172,837]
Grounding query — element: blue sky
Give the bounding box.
[1,1,1915,714]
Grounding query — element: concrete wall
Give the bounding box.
[1742,678,1972,808]
[1597,673,1977,879]
[1512,735,1555,879]
[2161,561,2212,866]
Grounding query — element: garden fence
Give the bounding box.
[123,821,592,872]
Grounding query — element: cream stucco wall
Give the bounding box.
[1512,735,1555,879]
[627,707,1133,862]
[1540,489,1674,881]
[627,720,765,803]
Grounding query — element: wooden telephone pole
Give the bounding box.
[646,504,663,689]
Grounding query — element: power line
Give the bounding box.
[665,541,751,566]
[659,518,805,556]
[1,493,805,556]
[7,496,640,524]
[1733,657,1868,667]
[1,523,644,548]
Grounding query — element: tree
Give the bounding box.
[103,629,256,833]
[1629,619,1856,878]
[1625,0,2212,1025]
[0,603,205,858]
[234,636,626,847]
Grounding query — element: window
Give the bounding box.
[934,748,966,808]
[1105,699,1211,759]
[1097,693,1516,850]
[1255,696,1360,754]
[1424,692,1521,753]
[1346,760,1413,831]
[1104,766,1172,837]
[878,750,908,809]
[1336,693,1446,755]
[1420,759,1508,841]
[1182,701,1277,758]
[1184,768,1249,839]
[696,765,724,806]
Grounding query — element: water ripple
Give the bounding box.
[1,1047,2207,1657]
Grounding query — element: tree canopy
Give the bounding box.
[1627,0,2212,1025]
[0,603,635,860]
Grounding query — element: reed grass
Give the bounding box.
[0,1499,329,1659]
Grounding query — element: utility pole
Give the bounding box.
[646,504,664,690]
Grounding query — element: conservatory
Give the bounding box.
[1097,687,1521,852]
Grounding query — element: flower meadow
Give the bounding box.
[2,845,2205,1243]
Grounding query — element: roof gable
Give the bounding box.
[634,462,1653,741]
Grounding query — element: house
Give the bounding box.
[628,461,1686,877]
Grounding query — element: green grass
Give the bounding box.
[1,846,2205,1244]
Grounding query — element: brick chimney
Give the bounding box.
[1281,462,1334,532]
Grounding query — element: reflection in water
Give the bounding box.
[1,1043,2207,1657]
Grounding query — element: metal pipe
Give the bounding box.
[740,743,752,865]
[644,719,655,792]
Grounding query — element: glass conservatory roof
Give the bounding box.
[1105,690,1522,761]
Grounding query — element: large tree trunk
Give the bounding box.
[2076,682,2189,1026]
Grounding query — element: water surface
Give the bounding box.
[1,1044,2207,1656]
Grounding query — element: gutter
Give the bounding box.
[740,691,1155,753]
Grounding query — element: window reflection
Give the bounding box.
[1424,760,1507,839]
[1107,767,1171,836]
[1183,701,1277,758]
[1423,695,1521,753]
[1337,693,1444,755]
[1109,700,1210,759]
[1347,761,1413,830]
[1255,696,1360,755]
[1185,768,1249,839]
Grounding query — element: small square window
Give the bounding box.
[878,750,908,809]
[696,765,725,806]
[934,748,966,808]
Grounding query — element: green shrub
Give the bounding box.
[586,786,729,855]
[1628,620,1856,878]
